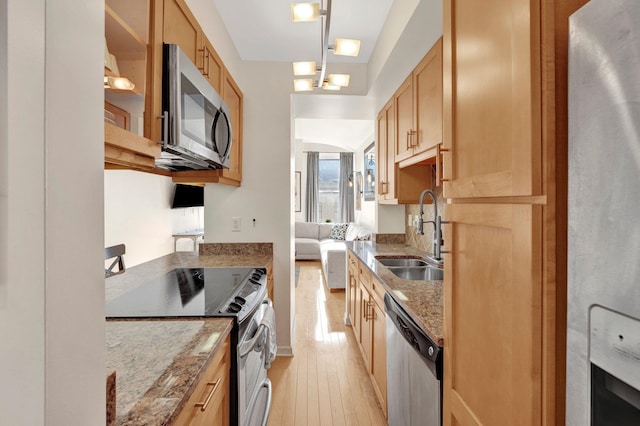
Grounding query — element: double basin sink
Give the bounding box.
[376,257,444,281]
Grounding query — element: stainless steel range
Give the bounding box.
[106,266,275,426]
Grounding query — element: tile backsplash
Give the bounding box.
[405,185,445,255]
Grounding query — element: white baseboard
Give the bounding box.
[276,346,294,357]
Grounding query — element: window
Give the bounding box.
[318,153,340,222]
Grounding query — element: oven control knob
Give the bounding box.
[428,346,434,357]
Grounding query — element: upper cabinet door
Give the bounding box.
[203,37,223,94]
[219,70,242,184]
[394,75,414,163]
[413,37,443,157]
[442,0,542,199]
[163,0,202,66]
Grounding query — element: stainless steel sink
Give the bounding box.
[377,258,429,267]
[387,266,444,281]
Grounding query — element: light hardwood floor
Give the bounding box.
[267,260,387,426]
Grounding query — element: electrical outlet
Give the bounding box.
[407,214,412,225]
[232,217,241,232]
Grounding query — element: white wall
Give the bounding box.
[204,61,296,355]
[353,139,376,230]
[0,0,7,309]
[104,171,204,267]
[1,0,105,424]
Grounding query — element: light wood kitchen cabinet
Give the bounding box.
[174,333,230,426]
[394,75,414,163]
[370,276,387,417]
[202,37,223,94]
[411,38,443,160]
[350,256,387,416]
[376,99,395,202]
[104,1,161,170]
[162,0,201,66]
[104,123,160,170]
[358,282,373,372]
[347,251,359,327]
[376,99,433,204]
[266,261,274,306]
[442,0,543,199]
[217,71,243,184]
[442,0,588,425]
[394,38,443,167]
[444,203,541,425]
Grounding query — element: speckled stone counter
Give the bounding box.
[346,241,444,346]
[106,317,233,426]
[105,247,273,303]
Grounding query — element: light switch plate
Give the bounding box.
[232,217,241,232]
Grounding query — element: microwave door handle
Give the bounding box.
[158,111,169,146]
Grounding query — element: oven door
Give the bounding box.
[237,300,274,426]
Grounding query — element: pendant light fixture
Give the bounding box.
[291,1,361,92]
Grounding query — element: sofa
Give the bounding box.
[295,222,372,291]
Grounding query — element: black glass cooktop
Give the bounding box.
[106,267,260,318]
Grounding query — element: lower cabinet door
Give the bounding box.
[371,299,387,416]
[443,203,542,425]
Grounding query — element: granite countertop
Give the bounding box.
[105,242,273,424]
[346,241,444,346]
[106,317,233,426]
[106,243,273,303]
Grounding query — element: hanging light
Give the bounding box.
[293,61,317,76]
[327,73,350,87]
[321,81,341,91]
[291,2,322,22]
[332,38,361,57]
[294,79,314,92]
[290,0,360,91]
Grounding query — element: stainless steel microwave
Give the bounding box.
[156,43,232,171]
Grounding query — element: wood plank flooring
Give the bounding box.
[267,260,387,426]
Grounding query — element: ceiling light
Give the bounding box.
[333,38,361,57]
[327,73,350,87]
[104,76,135,91]
[293,61,317,76]
[294,79,314,92]
[290,1,358,92]
[321,81,341,91]
[291,2,321,22]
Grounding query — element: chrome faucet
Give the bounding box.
[417,189,447,261]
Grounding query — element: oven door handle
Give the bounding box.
[238,323,268,359]
[259,378,272,426]
[250,379,273,426]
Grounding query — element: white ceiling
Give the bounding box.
[211,0,413,151]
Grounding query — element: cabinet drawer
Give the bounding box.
[370,276,386,307]
[174,334,230,425]
[358,263,372,291]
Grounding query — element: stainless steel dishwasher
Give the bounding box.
[385,293,443,426]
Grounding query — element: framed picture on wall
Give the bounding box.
[363,142,376,201]
[295,171,301,212]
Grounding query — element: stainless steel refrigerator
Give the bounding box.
[567,1,640,424]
